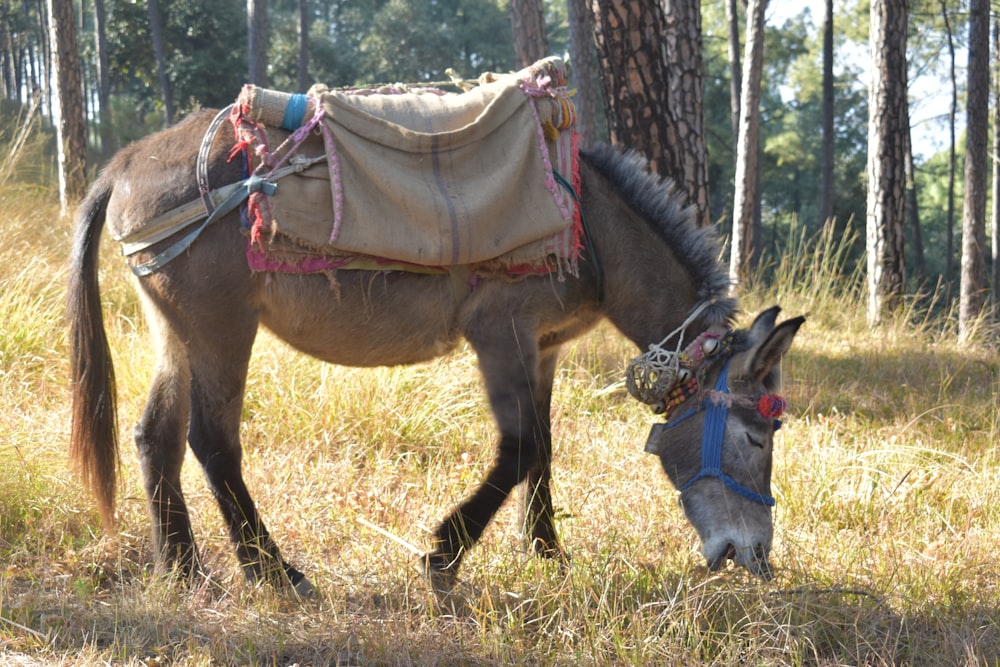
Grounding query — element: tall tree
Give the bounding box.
[590,0,709,226]
[729,0,767,284]
[590,1,671,170]
[297,0,309,92]
[93,0,112,155]
[819,0,834,224]
[147,0,174,125]
[940,0,956,301]
[905,117,925,286]
[865,0,908,324]
[993,15,1000,323]
[959,0,989,341]
[725,0,741,153]
[510,0,547,68]
[248,0,268,86]
[47,0,86,214]
[567,0,599,145]
[661,0,709,227]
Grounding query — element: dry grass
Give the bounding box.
[2,175,999,665]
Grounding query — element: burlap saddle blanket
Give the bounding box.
[230,57,582,275]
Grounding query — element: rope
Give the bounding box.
[197,104,236,216]
[625,301,721,406]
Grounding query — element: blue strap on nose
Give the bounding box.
[673,361,776,507]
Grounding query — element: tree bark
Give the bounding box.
[941,0,956,302]
[510,0,548,68]
[297,0,309,92]
[590,0,671,170]
[47,0,86,214]
[725,0,741,154]
[819,0,834,225]
[865,0,908,325]
[1,22,14,100]
[729,0,767,284]
[661,0,709,227]
[590,0,709,226]
[959,0,989,342]
[248,0,268,86]
[147,0,174,125]
[93,0,112,155]
[993,15,1000,325]
[905,114,925,287]
[567,0,600,146]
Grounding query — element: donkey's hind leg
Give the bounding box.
[184,322,314,596]
[135,328,200,579]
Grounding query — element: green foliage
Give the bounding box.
[915,143,965,287]
[98,0,515,125]
[105,0,246,114]
[360,0,514,83]
[702,2,869,272]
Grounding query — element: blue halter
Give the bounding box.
[650,359,776,507]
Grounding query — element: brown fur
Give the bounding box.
[69,109,750,590]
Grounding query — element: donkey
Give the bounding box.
[69,108,802,596]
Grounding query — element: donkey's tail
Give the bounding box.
[68,174,119,532]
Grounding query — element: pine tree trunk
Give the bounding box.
[959,0,989,342]
[725,0,741,154]
[93,0,112,156]
[941,0,956,301]
[1,23,14,100]
[590,0,708,226]
[47,0,86,214]
[248,0,268,87]
[865,0,908,325]
[148,0,174,125]
[905,115,925,287]
[510,0,548,68]
[662,0,709,227]
[590,0,672,173]
[567,0,600,146]
[297,0,309,93]
[819,0,834,225]
[730,0,767,284]
[992,16,1000,325]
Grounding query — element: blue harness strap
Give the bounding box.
[652,359,776,507]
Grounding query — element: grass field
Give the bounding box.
[1,173,999,665]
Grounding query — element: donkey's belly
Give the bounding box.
[255,269,464,367]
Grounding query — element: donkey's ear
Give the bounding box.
[747,305,782,344]
[750,315,805,389]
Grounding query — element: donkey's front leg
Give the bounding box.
[423,326,546,589]
[519,347,564,560]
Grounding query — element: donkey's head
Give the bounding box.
[644,306,804,578]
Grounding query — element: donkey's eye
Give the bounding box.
[746,434,765,449]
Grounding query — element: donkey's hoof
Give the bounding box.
[416,554,458,596]
[291,575,319,600]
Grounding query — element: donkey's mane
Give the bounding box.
[580,144,735,324]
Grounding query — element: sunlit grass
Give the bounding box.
[1,175,999,664]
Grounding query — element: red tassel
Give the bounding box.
[757,394,786,419]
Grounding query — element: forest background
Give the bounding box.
[0,0,993,328]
